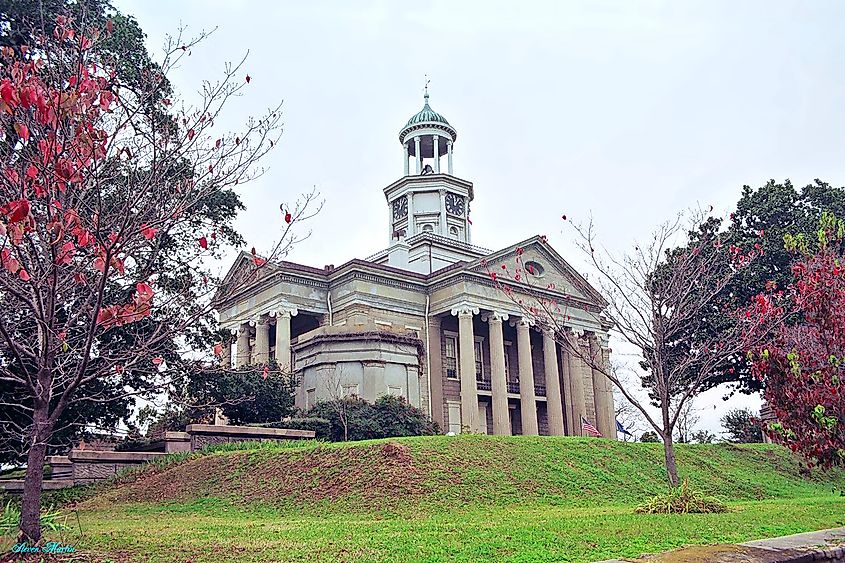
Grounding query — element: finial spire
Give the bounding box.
[424,75,430,101]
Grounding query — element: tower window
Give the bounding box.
[422,224,434,233]
[449,226,459,238]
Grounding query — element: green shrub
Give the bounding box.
[635,479,729,514]
[305,395,439,442]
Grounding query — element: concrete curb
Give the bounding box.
[595,526,845,562]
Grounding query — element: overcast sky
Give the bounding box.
[114,0,845,437]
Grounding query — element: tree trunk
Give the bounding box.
[662,433,680,487]
[19,405,50,543]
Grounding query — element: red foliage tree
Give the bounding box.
[0,18,317,541]
[745,212,845,468]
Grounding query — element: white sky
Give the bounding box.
[114,0,845,438]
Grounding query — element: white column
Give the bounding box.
[543,329,565,436]
[236,323,250,368]
[516,319,538,435]
[579,336,597,425]
[403,142,409,176]
[433,135,440,173]
[273,308,297,372]
[407,191,415,237]
[568,331,587,435]
[561,344,575,435]
[598,341,616,439]
[439,189,447,235]
[414,136,421,174]
[486,312,510,435]
[453,305,480,433]
[447,140,453,175]
[254,315,270,365]
[221,333,232,369]
[589,335,610,438]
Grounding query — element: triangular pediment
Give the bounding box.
[469,236,607,308]
[214,252,280,306]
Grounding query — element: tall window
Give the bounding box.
[474,340,484,380]
[504,342,512,378]
[444,335,458,379]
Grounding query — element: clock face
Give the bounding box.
[392,196,408,220]
[445,193,465,216]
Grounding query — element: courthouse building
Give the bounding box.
[214,91,616,438]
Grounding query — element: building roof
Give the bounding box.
[403,93,451,128]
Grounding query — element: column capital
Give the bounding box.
[447,139,453,147]
[482,312,509,323]
[451,304,479,317]
[439,188,447,195]
[543,327,558,339]
[270,307,298,319]
[510,317,534,328]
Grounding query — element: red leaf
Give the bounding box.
[253,256,267,267]
[187,128,195,140]
[198,236,208,250]
[106,19,113,34]
[152,357,163,365]
[246,75,251,83]
[262,365,269,379]
[213,343,223,357]
[7,199,30,223]
[18,269,30,281]
[14,122,29,142]
[141,224,158,240]
[284,211,292,224]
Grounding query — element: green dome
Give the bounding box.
[405,93,451,127]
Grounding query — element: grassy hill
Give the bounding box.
[48,436,845,562]
[96,435,844,511]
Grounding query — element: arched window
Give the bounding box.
[450,226,459,238]
[422,224,434,233]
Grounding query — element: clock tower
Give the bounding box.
[384,88,474,246]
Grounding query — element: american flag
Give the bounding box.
[581,416,602,437]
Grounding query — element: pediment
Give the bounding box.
[469,236,607,308]
[214,252,279,306]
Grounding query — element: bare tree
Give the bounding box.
[490,210,776,486]
[674,398,700,444]
[0,19,319,541]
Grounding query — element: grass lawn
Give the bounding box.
[11,436,845,562]
[54,496,845,562]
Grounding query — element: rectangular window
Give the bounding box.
[342,383,359,397]
[504,342,512,378]
[306,388,316,410]
[387,385,402,397]
[444,335,458,379]
[474,340,483,380]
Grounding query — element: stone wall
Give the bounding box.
[1,424,315,494]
